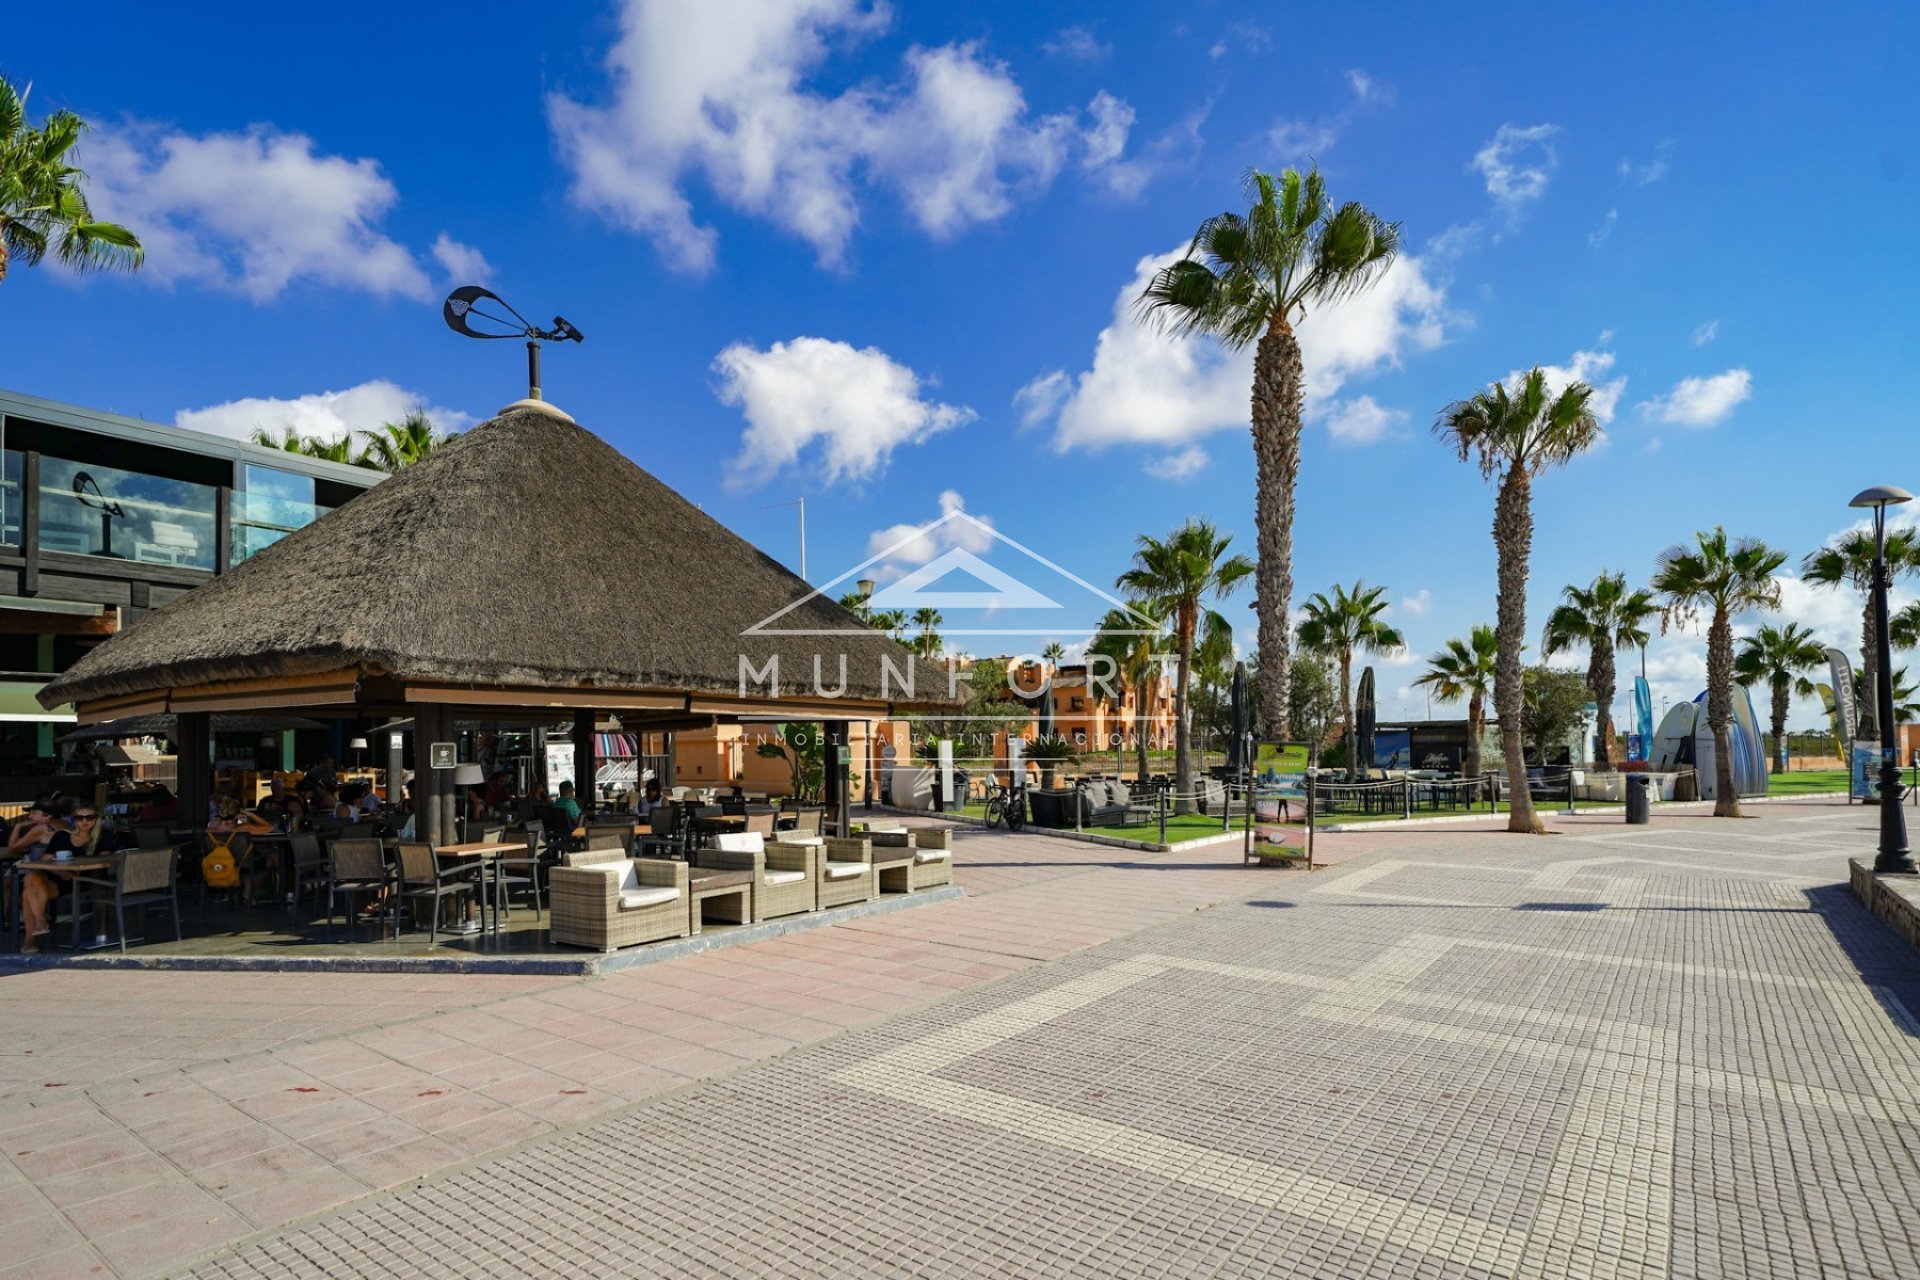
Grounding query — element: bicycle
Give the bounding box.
[984,780,1026,832]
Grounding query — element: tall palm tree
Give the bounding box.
[1139,166,1399,739]
[1041,641,1066,667]
[1734,622,1825,776]
[1652,527,1787,817]
[1296,581,1406,778]
[1413,625,1498,782]
[1087,606,1164,783]
[911,607,944,660]
[0,77,142,284]
[248,425,307,454]
[1892,667,1920,726]
[1435,369,1602,833]
[1893,600,1920,652]
[1116,519,1254,812]
[1540,571,1659,770]
[1191,612,1235,765]
[873,609,908,643]
[1801,530,1920,740]
[356,412,444,473]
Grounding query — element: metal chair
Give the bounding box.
[325,837,391,939]
[395,841,477,947]
[287,832,330,921]
[74,848,181,953]
[486,824,545,925]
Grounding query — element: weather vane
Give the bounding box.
[442,285,584,402]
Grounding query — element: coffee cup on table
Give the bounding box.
[54,849,70,861]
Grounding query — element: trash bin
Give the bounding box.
[1625,773,1650,824]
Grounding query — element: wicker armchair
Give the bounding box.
[703,832,816,922]
[549,855,689,952]
[819,835,878,910]
[882,827,953,892]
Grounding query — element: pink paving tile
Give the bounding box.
[263,1095,385,1143]
[434,1110,552,1159]
[10,1130,152,1182]
[162,1123,293,1175]
[0,1243,107,1280]
[34,1153,181,1208]
[224,1167,370,1232]
[190,1141,340,1197]
[298,1115,432,1166]
[86,1193,250,1275]
[511,1085,621,1127]
[331,1134,462,1190]
[0,1184,51,1229]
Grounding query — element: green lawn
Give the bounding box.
[1324,799,1621,824]
[1762,769,1849,796]
[941,803,1241,844]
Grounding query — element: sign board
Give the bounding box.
[835,744,852,767]
[1249,741,1310,850]
[388,732,404,751]
[429,742,457,770]
[1850,740,1881,800]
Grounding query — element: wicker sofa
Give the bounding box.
[549,849,689,952]
[819,835,879,910]
[705,832,818,922]
[880,827,953,893]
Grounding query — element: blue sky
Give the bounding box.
[6,1,1917,732]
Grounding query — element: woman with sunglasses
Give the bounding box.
[19,807,103,953]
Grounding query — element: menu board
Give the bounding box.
[1248,741,1311,856]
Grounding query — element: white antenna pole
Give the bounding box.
[762,497,807,583]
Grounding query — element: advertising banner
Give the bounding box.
[1850,740,1882,800]
[1633,677,1653,761]
[1248,742,1310,853]
[1826,648,1858,747]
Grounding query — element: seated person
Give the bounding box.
[136,785,180,825]
[213,794,275,836]
[529,781,551,805]
[252,777,303,829]
[304,755,341,793]
[8,802,59,858]
[19,806,100,952]
[638,778,665,817]
[554,779,583,829]
[482,770,514,812]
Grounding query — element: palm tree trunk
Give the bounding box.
[1338,651,1354,780]
[1134,683,1150,785]
[1590,639,1616,770]
[1769,678,1790,776]
[1493,464,1541,833]
[1859,598,1879,741]
[1707,608,1741,817]
[0,236,8,284]
[1172,612,1196,814]
[1465,690,1484,784]
[1251,316,1303,739]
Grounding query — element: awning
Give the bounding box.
[0,681,75,724]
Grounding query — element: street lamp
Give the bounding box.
[1850,484,1914,874]
[858,579,877,809]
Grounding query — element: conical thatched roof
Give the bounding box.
[42,403,939,712]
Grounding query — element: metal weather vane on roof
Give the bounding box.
[442,285,584,403]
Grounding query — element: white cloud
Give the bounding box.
[1012,370,1071,427]
[84,124,432,302]
[1149,446,1208,481]
[713,337,974,487]
[1208,22,1271,59]
[175,380,473,444]
[1589,208,1618,248]
[1470,122,1559,216]
[548,1,1138,271]
[1043,25,1108,60]
[1034,247,1446,453]
[1690,319,1720,347]
[1400,588,1432,617]
[1345,69,1387,104]
[1510,342,1627,424]
[865,489,996,574]
[1323,395,1407,445]
[1617,140,1674,185]
[1266,68,1385,164]
[1639,368,1752,427]
[429,234,492,284]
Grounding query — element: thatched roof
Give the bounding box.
[42,402,941,712]
[58,713,325,743]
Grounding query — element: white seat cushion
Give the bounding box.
[776,835,823,847]
[823,860,866,881]
[715,832,765,853]
[763,869,807,887]
[618,886,680,910]
[913,849,951,864]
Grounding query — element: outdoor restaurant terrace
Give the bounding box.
[15,400,961,969]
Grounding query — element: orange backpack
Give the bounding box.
[202,832,241,889]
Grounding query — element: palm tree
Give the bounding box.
[248,425,307,454]
[911,607,944,660]
[1801,530,1920,740]
[1296,581,1406,778]
[356,412,444,473]
[1540,572,1659,770]
[1894,600,1920,652]
[1892,667,1920,726]
[1139,166,1398,739]
[1116,519,1254,812]
[1413,625,1498,782]
[1734,622,1825,775]
[1191,612,1235,765]
[1041,641,1066,667]
[1087,606,1164,783]
[1435,368,1602,833]
[1652,527,1787,817]
[0,77,142,284]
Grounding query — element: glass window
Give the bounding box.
[0,451,18,545]
[36,456,218,570]
[233,465,331,565]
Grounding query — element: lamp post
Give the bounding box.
[1851,484,1914,874]
[858,578,877,810]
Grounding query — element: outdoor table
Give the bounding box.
[686,867,753,933]
[689,815,746,851]
[8,854,113,951]
[867,840,916,894]
[435,842,524,933]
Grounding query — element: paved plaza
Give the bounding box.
[3,801,1918,1278]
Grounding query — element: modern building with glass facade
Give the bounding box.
[0,388,382,770]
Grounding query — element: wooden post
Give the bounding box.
[823,719,848,836]
[175,712,210,837]
[214,486,232,573]
[21,451,39,596]
[572,710,595,811]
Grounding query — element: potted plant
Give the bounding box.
[1026,733,1077,791]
